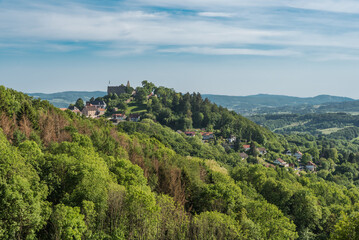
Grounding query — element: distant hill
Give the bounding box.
[202,94,355,115]
[27,90,357,114]
[250,112,359,139]
[28,91,107,108]
[317,100,359,113]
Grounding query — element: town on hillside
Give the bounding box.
[61,81,318,174]
[61,81,143,122]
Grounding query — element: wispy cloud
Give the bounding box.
[0,0,359,60]
[134,0,359,14]
[160,47,300,56]
[198,12,235,17]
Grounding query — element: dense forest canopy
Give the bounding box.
[1,84,359,239]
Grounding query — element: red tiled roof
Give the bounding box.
[59,108,67,111]
[113,113,126,117]
[276,158,285,163]
[243,145,250,149]
[307,161,317,166]
[201,132,213,136]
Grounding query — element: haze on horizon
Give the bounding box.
[1,0,359,98]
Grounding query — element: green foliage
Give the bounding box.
[75,98,84,111]
[50,204,87,240]
[156,194,189,239]
[331,212,359,240]
[0,130,50,240]
[3,85,359,239]
[192,211,243,240]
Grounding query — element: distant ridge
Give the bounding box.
[202,93,355,115]
[27,90,356,113]
[28,91,107,108]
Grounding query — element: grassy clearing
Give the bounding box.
[126,102,147,114]
[273,121,309,132]
[318,127,345,135]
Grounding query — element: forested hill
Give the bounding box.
[2,84,359,239]
[203,93,354,115]
[250,112,359,139]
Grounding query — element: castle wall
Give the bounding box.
[107,86,126,96]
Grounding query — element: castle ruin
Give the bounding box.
[107,81,130,96]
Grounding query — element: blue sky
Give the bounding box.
[1,0,359,97]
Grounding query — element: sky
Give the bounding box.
[1,0,359,98]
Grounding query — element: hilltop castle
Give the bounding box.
[107,81,130,96]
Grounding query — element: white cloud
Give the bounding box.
[0,5,288,45]
[160,47,300,56]
[198,12,235,17]
[96,45,153,57]
[288,0,359,14]
[1,0,359,59]
[134,0,359,14]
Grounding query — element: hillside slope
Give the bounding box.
[1,85,359,239]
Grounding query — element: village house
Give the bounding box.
[97,108,106,116]
[66,106,82,115]
[185,131,196,137]
[201,132,214,140]
[294,151,303,159]
[129,113,141,122]
[227,135,236,143]
[243,145,251,151]
[147,92,157,100]
[257,147,267,155]
[112,113,127,121]
[240,152,248,160]
[306,161,317,171]
[274,158,289,167]
[87,100,107,109]
[71,109,82,115]
[82,105,98,118]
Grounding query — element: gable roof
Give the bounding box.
[239,152,248,159]
[201,132,213,136]
[306,161,317,166]
[275,158,286,163]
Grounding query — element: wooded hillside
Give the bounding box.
[1,85,359,239]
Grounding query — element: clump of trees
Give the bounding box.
[3,85,359,239]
